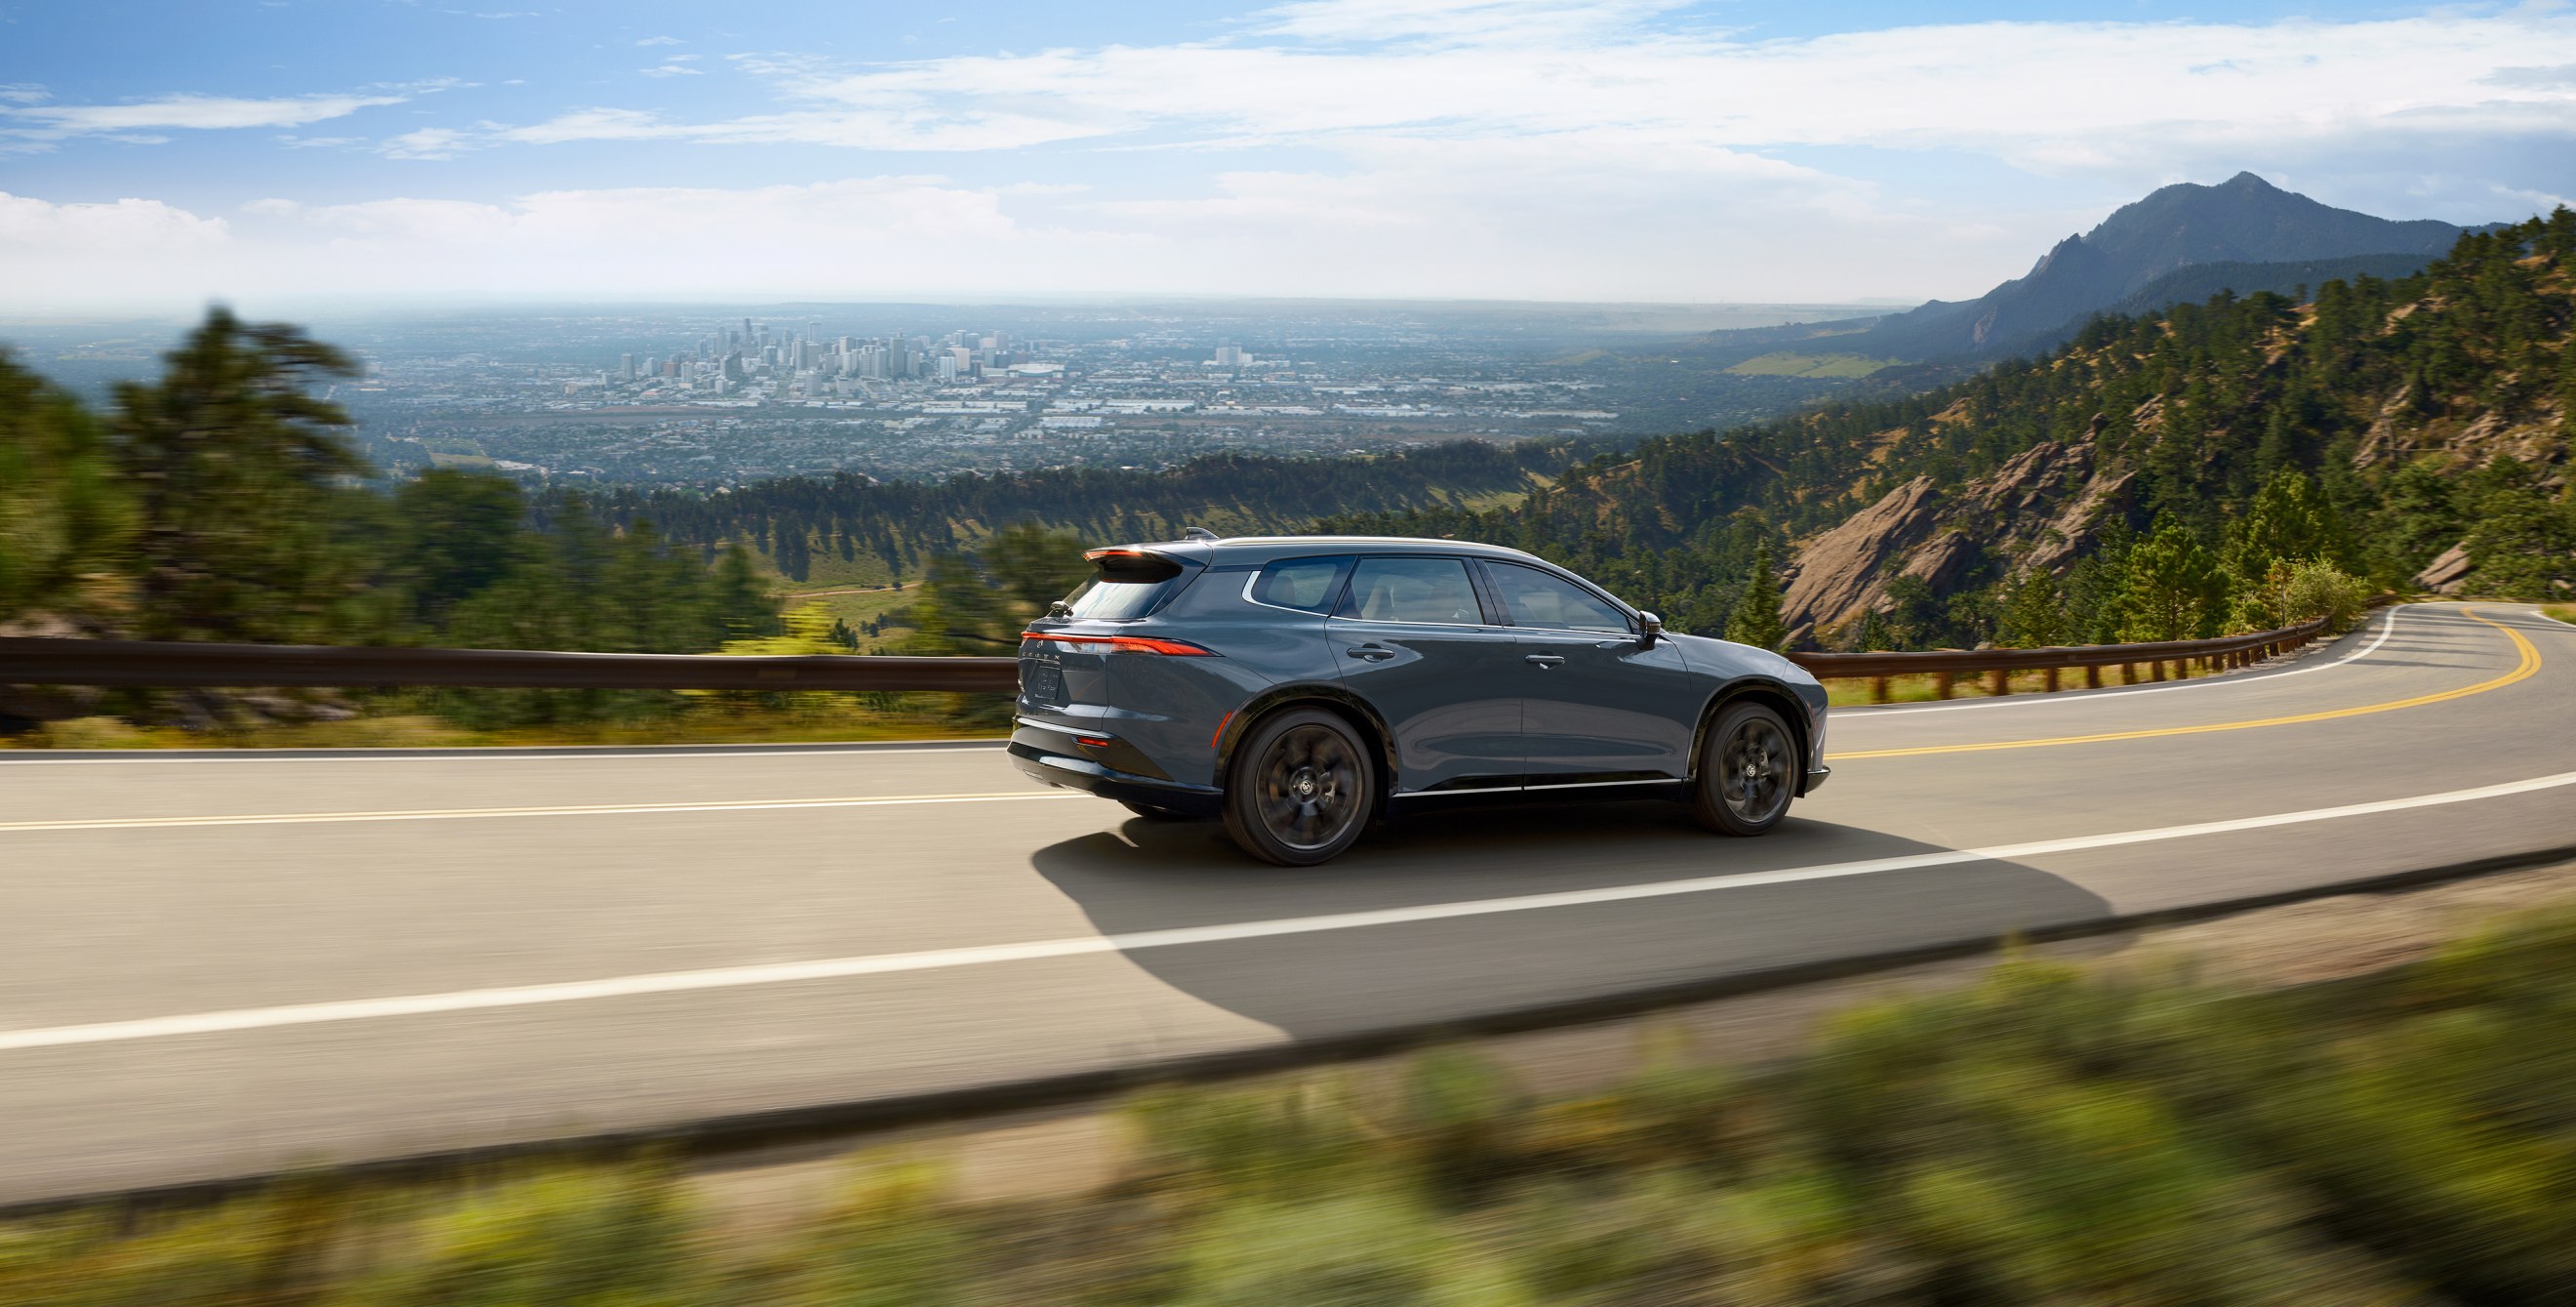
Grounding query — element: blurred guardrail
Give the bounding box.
[0,638,1024,694]
[0,617,2329,704]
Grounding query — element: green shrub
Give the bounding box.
[325,1166,703,1307]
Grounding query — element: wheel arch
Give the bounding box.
[1214,683,1399,799]
[1689,678,1817,796]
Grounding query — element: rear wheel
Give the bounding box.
[1689,702,1797,836]
[1223,709,1375,866]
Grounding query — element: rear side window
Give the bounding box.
[1248,555,1351,612]
[1340,556,1485,626]
[1062,550,1192,620]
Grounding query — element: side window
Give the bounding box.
[1486,562,1631,633]
[1248,555,1352,613]
[1340,556,1486,626]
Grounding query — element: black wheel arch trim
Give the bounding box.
[1688,677,1820,797]
[1214,683,1401,801]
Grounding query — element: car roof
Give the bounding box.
[1112,535,1550,567]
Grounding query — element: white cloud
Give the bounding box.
[636,35,685,47]
[381,127,472,160]
[639,64,702,77]
[8,92,405,137]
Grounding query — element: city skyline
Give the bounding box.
[4,0,2574,310]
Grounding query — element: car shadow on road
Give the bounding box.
[1028,800,2111,1040]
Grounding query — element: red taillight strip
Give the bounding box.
[1020,632,1215,656]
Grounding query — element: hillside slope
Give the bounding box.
[1331,212,2576,648]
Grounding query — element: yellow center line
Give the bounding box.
[0,791,1085,835]
[1829,609,2542,761]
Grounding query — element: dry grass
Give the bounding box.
[1820,657,2229,707]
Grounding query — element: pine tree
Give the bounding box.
[0,351,131,625]
[1724,542,1788,651]
[110,307,366,643]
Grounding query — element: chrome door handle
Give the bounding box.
[1345,644,1395,662]
[1525,654,1565,668]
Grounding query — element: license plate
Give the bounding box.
[1024,663,1064,704]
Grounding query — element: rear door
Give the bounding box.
[1326,554,1524,794]
[1479,559,1697,784]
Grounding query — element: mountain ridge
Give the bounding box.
[1804,174,2482,364]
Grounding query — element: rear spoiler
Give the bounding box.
[1082,548,1189,582]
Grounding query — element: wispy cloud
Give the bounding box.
[439,7,2576,178]
[636,35,684,47]
[380,126,471,160]
[3,92,406,149]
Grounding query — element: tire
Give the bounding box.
[1120,800,1193,821]
[1222,708,1376,866]
[1689,701,1798,837]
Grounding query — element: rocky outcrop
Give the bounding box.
[1777,431,2135,645]
[1775,475,1943,643]
[2413,541,2472,594]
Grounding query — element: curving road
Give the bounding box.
[1,602,2571,1206]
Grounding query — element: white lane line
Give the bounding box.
[1847,604,2405,717]
[5,767,2572,1054]
[0,744,1009,766]
[0,791,1088,834]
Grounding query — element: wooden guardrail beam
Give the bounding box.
[0,616,2330,699]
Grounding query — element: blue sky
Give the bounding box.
[4,0,2572,310]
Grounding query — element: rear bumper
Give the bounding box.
[1008,731,1225,816]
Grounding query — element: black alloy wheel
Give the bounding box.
[1223,708,1375,866]
[1689,701,1797,836]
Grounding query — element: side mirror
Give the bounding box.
[1636,611,1664,647]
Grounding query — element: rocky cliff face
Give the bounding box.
[1778,428,2132,644]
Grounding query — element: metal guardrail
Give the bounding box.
[1790,617,2331,700]
[0,617,2329,703]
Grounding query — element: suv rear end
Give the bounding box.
[1009,542,1267,815]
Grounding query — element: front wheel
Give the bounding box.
[1689,702,1797,836]
[1222,709,1375,866]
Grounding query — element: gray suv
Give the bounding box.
[1010,535,1830,865]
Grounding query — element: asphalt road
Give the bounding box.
[2,602,2570,1205]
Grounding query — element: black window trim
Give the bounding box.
[1240,553,1357,616]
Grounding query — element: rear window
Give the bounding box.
[1248,555,1352,612]
[1061,549,1192,621]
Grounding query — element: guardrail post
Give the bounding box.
[2151,660,2167,682]
[1934,671,1953,700]
[1986,668,2009,696]
[1871,674,1890,705]
[2044,667,2060,693]
[2084,665,2101,689]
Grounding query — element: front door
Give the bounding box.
[1327,554,1523,794]
[1479,559,1697,784]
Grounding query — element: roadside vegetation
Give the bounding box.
[12,901,2576,1303]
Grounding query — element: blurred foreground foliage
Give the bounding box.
[17,903,2576,1303]
[0,310,797,734]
